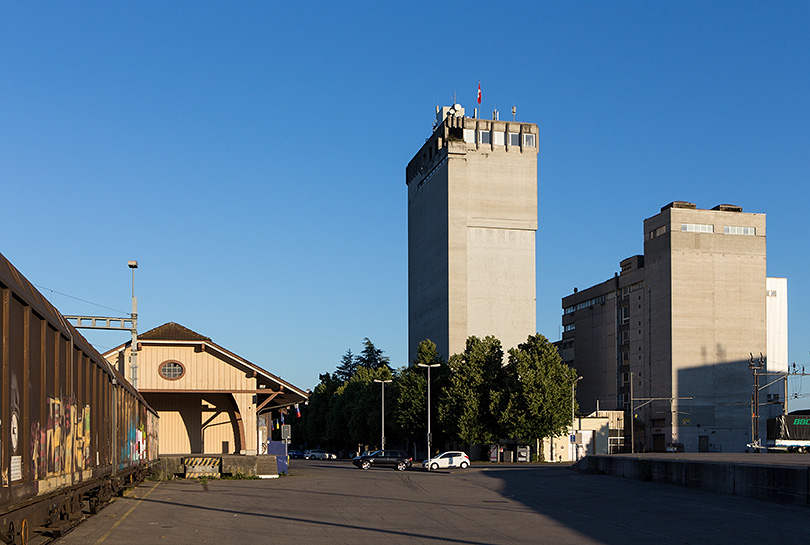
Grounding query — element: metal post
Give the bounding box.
[572,376,583,461]
[749,353,764,451]
[418,363,441,465]
[630,372,634,454]
[128,261,138,389]
[373,379,392,450]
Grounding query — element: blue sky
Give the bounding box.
[2,2,809,408]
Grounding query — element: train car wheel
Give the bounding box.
[19,519,29,545]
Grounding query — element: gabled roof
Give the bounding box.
[140,322,211,342]
[104,322,308,401]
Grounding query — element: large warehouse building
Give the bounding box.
[558,202,787,453]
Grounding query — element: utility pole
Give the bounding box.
[64,260,140,388]
[749,353,764,451]
[128,261,138,389]
[630,371,693,455]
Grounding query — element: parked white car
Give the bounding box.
[423,451,470,470]
[305,449,336,460]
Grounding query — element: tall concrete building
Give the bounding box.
[558,202,787,453]
[406,105,539,362]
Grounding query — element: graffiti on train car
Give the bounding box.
[28,396,92,481]
[1,373,23,485]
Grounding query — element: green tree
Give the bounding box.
[392,365,426,444]
[356,337,391,370]
[439,336,503,446]
[336,365,394,448]
[300,372,341,448]
[395,339,447,446]
[494,334,578,441]
[334,348,357,383]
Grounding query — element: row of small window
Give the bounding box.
[462,129,536,148]
[682,223,756,235]
[564,323,576,332]
[649,224,757,239]
[563,294,606,314]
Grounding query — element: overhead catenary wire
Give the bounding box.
[35,284,128,315]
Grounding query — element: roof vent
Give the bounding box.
[661,201,697,212]
[711,204,743,212]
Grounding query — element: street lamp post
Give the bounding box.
[373,379,392,450]
[571,376,583,462]
[128,260,139,389]
[417,363,441,465]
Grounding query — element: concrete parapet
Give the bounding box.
[579,455,809,507]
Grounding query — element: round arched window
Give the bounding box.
[159,360,185,380]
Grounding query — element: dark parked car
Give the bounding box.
[288,450,305,459]
[352,450,413,471]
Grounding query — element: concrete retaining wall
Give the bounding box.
[152,455,281,479]
[578,456,810,507]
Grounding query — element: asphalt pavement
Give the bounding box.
[55,460,810,545]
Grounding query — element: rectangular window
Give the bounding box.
[494,131,505,146]
[724,225,756,236]
[509,133,520,147]
[651,418,666,428]
[648,225,667,240]
[681,223,714,233]
[463,129,476,143]
[479,131,491,144]
[523,133,536,147]
[564,323,576,332]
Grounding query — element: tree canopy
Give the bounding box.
[292,334,578,459]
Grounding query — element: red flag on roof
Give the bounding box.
[477,81,481,104]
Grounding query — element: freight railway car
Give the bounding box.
[766,413,810,452]
[0,251,158,544]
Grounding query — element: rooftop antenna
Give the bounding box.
[512,105,516,121]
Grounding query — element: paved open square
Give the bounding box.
[55,460,810,545]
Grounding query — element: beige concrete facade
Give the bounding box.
[560,202,787,453]
[104,323,307,456]
[406,106,538,362]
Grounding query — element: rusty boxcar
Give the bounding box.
[0,251,158,544]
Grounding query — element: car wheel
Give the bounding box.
[396,461,406,471]
[430,462,439,471]
[459,461,468,469]
[361,460,371,470]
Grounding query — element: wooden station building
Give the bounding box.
[104,322,307,455]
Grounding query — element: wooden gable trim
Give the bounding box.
[139,389,283,395]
